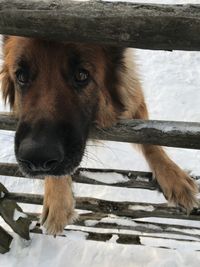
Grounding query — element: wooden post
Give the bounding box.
[0,226,13,254]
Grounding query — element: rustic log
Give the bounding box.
[0,163,199,191]
[0,113,16,131]
[77,213,200,238]
[75,197,200,221]
[84,221,200,240]
[0,1,200,50]
[72,230,200,247]
[0,198,31,240]
[28,211,200,239]
[5,193,200,221]
[29,225,200,248]
[0,182,31,240]
[1,114,200,149]
[0,163,23,179]
[84,231,141,245]
[5,192,43,206]
[90,120,200,149]
[0,226,13,254]
[0,163,160,190]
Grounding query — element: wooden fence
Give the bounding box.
[0,0,200,253]
[0,1,200,50]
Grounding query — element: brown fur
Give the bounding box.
[1,36,198,235]
[42,176,77,235]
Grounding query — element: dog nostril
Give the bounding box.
[18,158,60,172]
[18,159,36,172]
[43,159,60,171]
[17,139,64,173]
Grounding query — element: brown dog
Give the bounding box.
[1,36,198,235]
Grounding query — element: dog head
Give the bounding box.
[1,36,126,177]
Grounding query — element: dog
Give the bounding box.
[1,36,198,235]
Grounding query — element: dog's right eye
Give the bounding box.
[16,69,30,86]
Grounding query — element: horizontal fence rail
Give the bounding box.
[0,1,200,50]
[0,163,199,188]
[24,211,200,247]
[5,193,200,221]
[29,217,200,247]
[1,113,200,149]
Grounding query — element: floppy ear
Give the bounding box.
[0,35,15,109]
[0,66,15,109]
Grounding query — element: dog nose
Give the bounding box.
[18,138,64,173]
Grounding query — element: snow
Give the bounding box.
[129,204,155,212]
[141,237,200,251]
[106,234,119,243]
[66,222,200,244]
[137,217,200,228]
[13,209,28,221]
[80,171,129,184]
[85,215,161,229]
[1,233,199,267]
[1,0,200,265]
[0,191,5,198]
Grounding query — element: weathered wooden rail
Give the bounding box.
[0,1,200,50]
[5,192,200,221]
[0,0,200,254]
[1,113,200,149]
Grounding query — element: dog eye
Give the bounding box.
[74,69,90,86]
[16,69,30,85]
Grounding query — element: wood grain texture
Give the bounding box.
[29,225,200,247]
[0,1,199,50]
[1,113,200,149]
[5,192,200,221]
[0,226,12,254]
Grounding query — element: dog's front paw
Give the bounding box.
[41,176,78,235]
[41,197,77,236]
[156,164,199,212]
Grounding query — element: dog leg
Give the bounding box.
[41,176,77,235]
[135,102,199,212]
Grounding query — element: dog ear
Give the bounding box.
[0,66,15,109]
[1,36,15,109]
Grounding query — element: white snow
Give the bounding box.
[140,236,200,251]
[1,232,200,267]
[81,171,129,184]
[13,209,28,221]
[0,191,5,198]
[86,215,162,230]
[129,204,155,212]
[136,217,200,228]
[106,234,119,243]
[1,0,200,264]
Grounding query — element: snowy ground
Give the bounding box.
[1,0,200,266]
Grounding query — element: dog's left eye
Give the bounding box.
[16,69,30,86]
[74,69,90,86]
